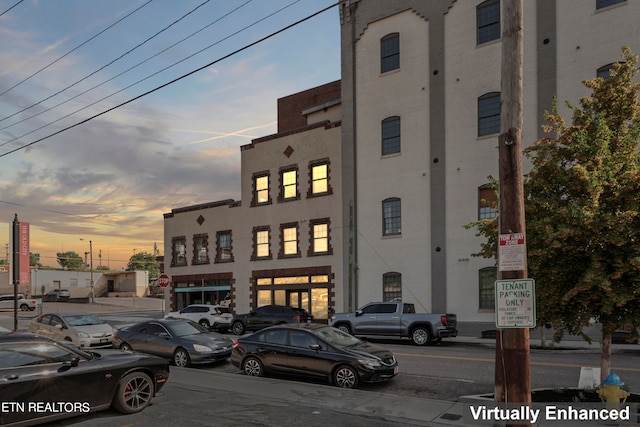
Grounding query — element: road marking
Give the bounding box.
[394,352,640,373]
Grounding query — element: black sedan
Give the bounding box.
[231,323,398,389]
[230,305,314,335]
[0,333,169,427]
[114,319,234,367]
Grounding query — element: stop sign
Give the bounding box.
[158,274,170,288]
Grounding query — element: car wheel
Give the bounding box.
[336,324,352,335]
[120,342,132,351]
[198,319,210,329]
[19,304,29,311]
[173,348,191,367]
[411,327,431,346]
[112,371,153,414]
[334,365,359,389]
[231,321,245,335]
[242,356,264,377]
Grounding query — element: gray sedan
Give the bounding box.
[114,319,234,367]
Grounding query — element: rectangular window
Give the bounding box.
[281,169,298,201]
[479,267,497,310]
[596,0,625,9]
[477,0,500,45]
[311,164,328,195]
[281,224,298,257]
[383,198,401,236]
[171,237,187,266]
[216,231,232,262]
[256,229,269,258]
[255,175,269,205]
[193,234,208,265]
[381,33,399,73]
[382,117,401,155]
[312,223,328,253]
[478,93,501,136]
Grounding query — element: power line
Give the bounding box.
[0,0,23,17]
[0,0,211,124]
[0,0,154,99]
[0,1,337,158]
[0,0,254,134]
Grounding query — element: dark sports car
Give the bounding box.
[0,333,170,427]
[230,305,314,335]
[114,319,234,367]
[231,323,398,389]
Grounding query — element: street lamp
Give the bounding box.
[80,239,94,303]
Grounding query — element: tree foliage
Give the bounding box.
[56,251,84,271]
[525,47,640,343]
[127,251,160,280]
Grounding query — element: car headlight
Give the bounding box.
[76,332,90,338]
[358,358,381,368]
[193,344,212,352]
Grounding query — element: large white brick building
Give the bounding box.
[338,0,640,330]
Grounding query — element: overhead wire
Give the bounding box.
[0,0,254,134]
[0,0,211,124]
[0,0,23,18]
[0,0,154,99]
[0,0,325,156]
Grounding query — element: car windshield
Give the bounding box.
[63,314,104,326]
[167,321,208,337]
[311,326,363,348]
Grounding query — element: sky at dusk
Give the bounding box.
[0,0,340,270]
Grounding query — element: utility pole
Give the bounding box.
[494,0,531,419]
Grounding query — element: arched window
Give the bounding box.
[382,116,401,155]
[477,0,500,45]
[383,272,402,301]
[382,198,401,236]
[381,33,400,73]
[478,92,501,136]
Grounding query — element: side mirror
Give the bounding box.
[309,344,321,352]
[355,310,363,317]
[159,332,170,339]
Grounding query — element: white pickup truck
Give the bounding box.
[330,301,458,346]
[0,293,40,311]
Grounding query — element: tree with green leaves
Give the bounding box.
[56,251,84,271]
[127,251,160,281]
[525,46,640,380]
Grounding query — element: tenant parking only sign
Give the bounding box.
[495,279,536,328]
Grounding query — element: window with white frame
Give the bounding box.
[280,223,299,257]
[216,231,232,262]
[479,185,498,220]
[255,228,270,259]
[171,236,187,267]
[383,272,402,301]
[310,220,330,255]
[253,174,270,206]
[280,168,298,201]
[310,162,329,196]
[382,198,401,236]
[193,234,209,265]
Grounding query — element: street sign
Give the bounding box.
[158,274,170,288]
[498,233,526,272]
[495,278,536,328]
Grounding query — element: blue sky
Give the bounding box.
[0,0,340,269]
